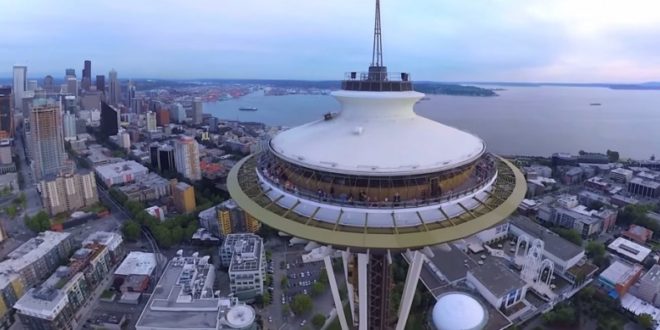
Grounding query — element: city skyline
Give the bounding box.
[2,0,660,82]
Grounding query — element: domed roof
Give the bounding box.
[225,304,255,329]
[270,90,485,176]
[432,292,487,330]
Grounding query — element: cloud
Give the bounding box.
[1,0,659,82]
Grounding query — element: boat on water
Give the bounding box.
[239,107,258,111]
[589,103,602,106]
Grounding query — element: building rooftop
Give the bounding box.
[114,252,157,276]
[639,264,660,285]
[82,231,123,251]
[136,253,253,330]
[14,270,85,319]
[225,234,263,273]
[270,90,485,176]
[629,177,660,189]
[0,231,71,286]
[95,160,148,180]
[509,216,584,261]
[469,259,526,298]
[432,292,488,330]
[608,237,652,263]
[599,260,642,285]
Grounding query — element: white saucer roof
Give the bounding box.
[269,90,485,176]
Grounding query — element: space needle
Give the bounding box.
[228,1,526,329]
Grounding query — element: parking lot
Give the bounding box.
[283,257,325,302]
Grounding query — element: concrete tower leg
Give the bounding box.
[324,254,349,330]
[395,250,424,330]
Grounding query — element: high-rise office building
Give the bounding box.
[28,98,68,180]
[27,80,38,92]
[66,77,78,97]
[146,111,157,132]
[170,103,186,123]
[95,75,105,93]
[214,199,261,238]
[81,60,92,91]
[108,69,119,106]
[192,97,203,125]
[65,68,75,78]
[43,75,54,92]
[100,102,119,137]
[63,111,77,140]
[127,82,136,112]
[0,88,12,139]
[12,66,27,110]
[156,108,170,126]
[40,170,99,215]
[174,136,201,181]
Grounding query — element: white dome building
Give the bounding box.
[432,292,488,330]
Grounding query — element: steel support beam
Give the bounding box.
[324,254,349,330]
[395,250,425,330]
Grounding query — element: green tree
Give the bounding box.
[319,270,328,284]
[122,221,141,241]
[312,314,326,329]
[280,276,289,289]
[263,291,272,306]
[552,227,583,246]
[291,294,313,315]
[5,205,17,219]
[152,225,173,248]
[311,282,326,297]
[254,294,263,307]
[171,226,184,244]
[586,241,606,258]
[282,304,290,316]
[638,313,654,329]
[24,211,51,232]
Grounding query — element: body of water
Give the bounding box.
[204,86,660,159]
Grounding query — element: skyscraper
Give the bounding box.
[12,66,27,110]
[226,1,526,329]
[192,97,203,125]
[43,75,54,92]
[0,88,12,139]
[95,75,105,93]
[127,82,136,112]
[146,111,157,132]
[66,77,78,97]
[81,60,92,91]
[100,102,119,137]
[28,98,68,180]
[169,103,186,123]
[65,68,76,78]
[174,136,201,181]
[63,111,77,140]
[108,69,119,106]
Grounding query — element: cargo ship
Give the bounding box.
[239,107,258,111]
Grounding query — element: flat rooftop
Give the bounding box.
[599,260,642,285]
[225,234,263,273]
[82,231,122,251]
[0,231,71,286]
[95,160,147,179]
[469,259,526,298]
[115,252,157,276]
[136,254,221,330]
[509,216,584,261]
[608,237,652,263]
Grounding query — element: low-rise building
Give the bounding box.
[608,237,652,264]
[135,252,257,330]
[114,252,157,294]
[466,259,528,311]
[597,260,643,299]
[509,216,585,280]
[82,231,125,264]
[221,234,266,301]
[628,177,660,198]
[635,264,660,307]
[610,168,634,183]
[95,160,148,187]
[115,173,173,202]
[623,225,654,245]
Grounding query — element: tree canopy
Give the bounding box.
[24,211,51,232]
[291,294,313,315]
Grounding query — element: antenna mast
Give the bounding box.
[371,0,384,67]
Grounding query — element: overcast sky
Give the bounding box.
[2,0,660,82]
